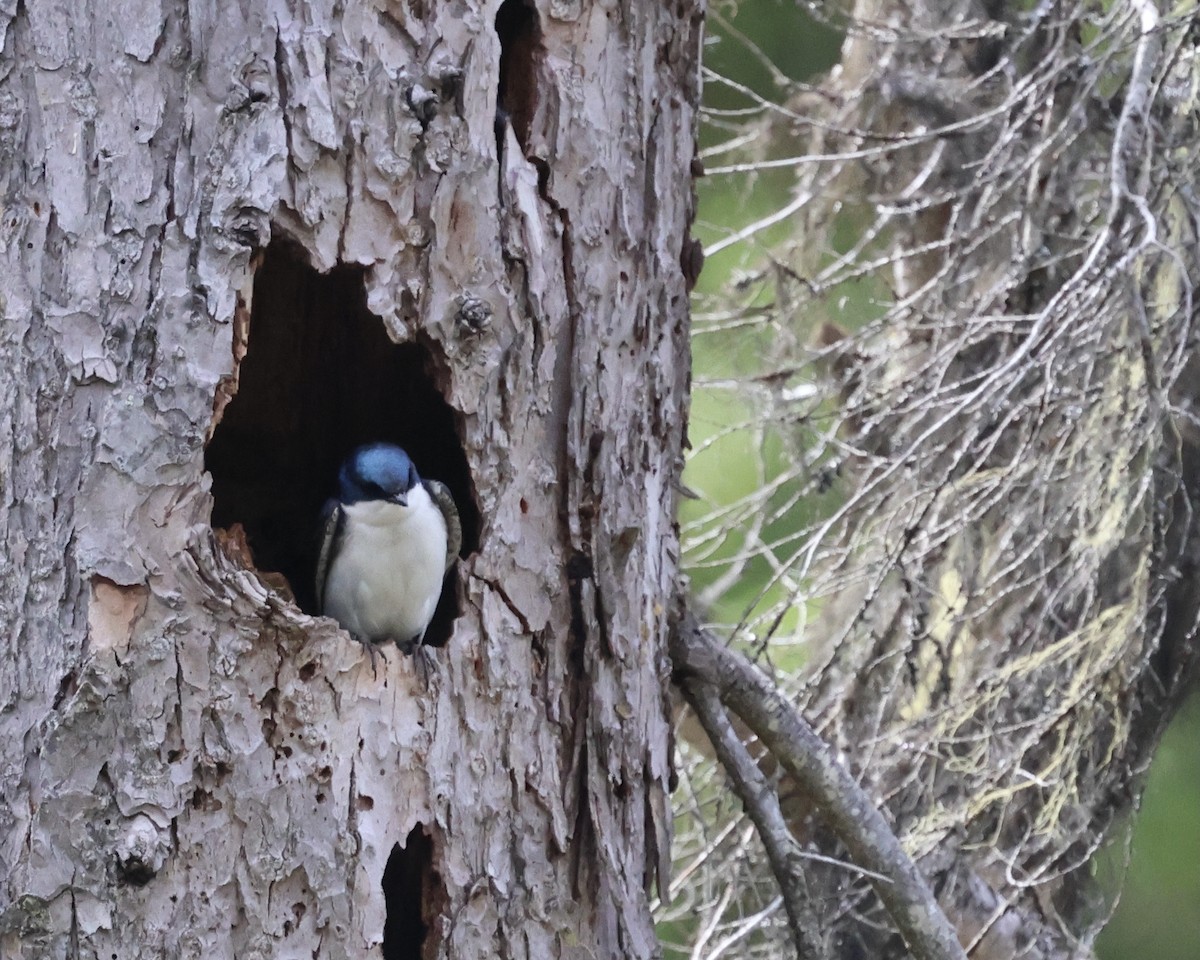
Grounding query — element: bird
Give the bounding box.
[316,443,462,669]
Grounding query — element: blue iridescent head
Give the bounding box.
[338,443,421,506]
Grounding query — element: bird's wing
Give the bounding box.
[423,480,462,571]
[314,499,346,612]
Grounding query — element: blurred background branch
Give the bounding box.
[663,1,1200,957]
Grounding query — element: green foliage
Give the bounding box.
[685,3,849,643]
[1098,697,1200,960]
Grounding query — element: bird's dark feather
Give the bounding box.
[314,499,346,612]
[423,479,462,570]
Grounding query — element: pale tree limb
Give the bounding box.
[679,678,827,957]
[670,604,968,960]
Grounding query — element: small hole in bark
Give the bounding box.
[190,788,222,812]
[382,825,445,960]
[495,0,543,156]
[204,241,480,651]
[53,669,78,709]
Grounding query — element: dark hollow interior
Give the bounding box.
[381,826,440,960]
[204,241,479,648]
[495,0,543,155]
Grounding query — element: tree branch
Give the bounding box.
[678,676,827,957]
[670,604,967,960]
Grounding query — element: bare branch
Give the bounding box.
[677,677,826,957]
[671,604,968,960]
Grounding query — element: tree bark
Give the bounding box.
[0,2,701,958]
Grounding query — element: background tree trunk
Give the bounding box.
[0,2,700,958]
[665,2,1199,957]
[796,2,1200,956]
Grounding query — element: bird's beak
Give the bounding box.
[390,492,408,507]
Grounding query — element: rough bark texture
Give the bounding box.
[0,2,701,958]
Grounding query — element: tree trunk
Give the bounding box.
[665,2,1199,957]
[799,2,1200,955]
[0,2,701,958]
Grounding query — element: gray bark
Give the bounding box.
[0,2,701,958]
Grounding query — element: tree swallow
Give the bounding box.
[316,443,462,665]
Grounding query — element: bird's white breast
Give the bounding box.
[323,485,449,645]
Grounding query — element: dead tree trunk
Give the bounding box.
[0,2,701,958]
[799,2,1200,956]
[664,2,1199,958]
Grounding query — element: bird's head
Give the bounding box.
[338,443,421,507]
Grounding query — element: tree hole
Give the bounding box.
[204,241,480,649]
[495,0,544,156]
[382,825,445,960]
